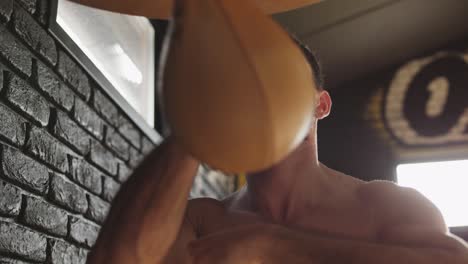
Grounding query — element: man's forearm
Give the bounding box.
[271,226,468,264]
[87,138,199,264]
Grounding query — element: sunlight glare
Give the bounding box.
[397,160,468,227]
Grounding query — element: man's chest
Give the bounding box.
[197,199,379,242]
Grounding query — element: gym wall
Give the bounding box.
[318,37,468,240]
[319,36,468,182]
[0,0,233,263]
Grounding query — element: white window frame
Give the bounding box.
[49,0,161,142]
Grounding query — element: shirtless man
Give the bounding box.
[86,37,468,263]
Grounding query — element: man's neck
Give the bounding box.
[245,137,331,224]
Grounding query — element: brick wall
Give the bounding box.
[0,0,234,263]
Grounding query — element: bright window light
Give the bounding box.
[57,0,155,127]
[397,160,468,227]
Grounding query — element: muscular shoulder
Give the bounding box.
[357,180,447,232]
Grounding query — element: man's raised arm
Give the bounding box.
[67,0,322,18]
[87,137,199,264]
[189,181,468,264]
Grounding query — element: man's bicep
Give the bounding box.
[360,181,447,231]
[378,224,467,251]
[389,185,447,232]
[360,181,468,250]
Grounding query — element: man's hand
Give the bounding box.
[189,223,468,264]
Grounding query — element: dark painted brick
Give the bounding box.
[13,7,56,64]
[50,240,88,264]
[0,221,47,262]
[105,128,129,161]
[58,51,90,100]
[0,26,32,76]
[0,179,22,216]
[36,62,74,111]
[102,176,120,202]
[141,136,156,155]
[117,162,132,183]
[54,111,91,155]
[87,194,110,224]
[69,217,100,248]
[2,145,49,194]
[50,173,88,214]
[128,147,144,168]
[0,66,3,92]
[90,142,117,176]
[190,167,223,199]
[0,257,33,264]
[22,196,68,237]
[93,90,119,127]
[73,99,104,140]
[0,102,27,147]
[70,158,102,195]
[26,127,71,173]
[17,0,36,14]
[36,0,48,25]
[6,74,49,126]
[0,0,13,22]
[118,116,141,149]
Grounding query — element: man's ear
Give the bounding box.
[315,90,332,120]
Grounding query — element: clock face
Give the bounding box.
[385,51,468,226]
[384,51,468,148]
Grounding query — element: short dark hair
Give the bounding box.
[291,36,324,90]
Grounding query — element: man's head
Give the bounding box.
[291,36,331,124]
[292,36,324,91]
[246,37,332,176]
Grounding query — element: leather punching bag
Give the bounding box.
[162,0,317,173]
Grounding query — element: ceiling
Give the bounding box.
[274,0,468,89]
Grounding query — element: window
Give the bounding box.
[55,0,155,127]
[397,160,468,227]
